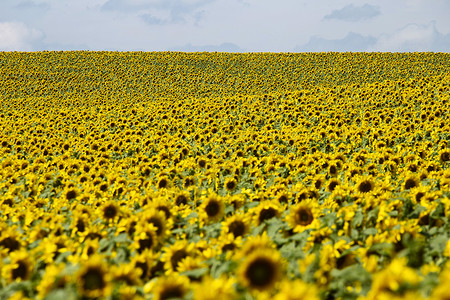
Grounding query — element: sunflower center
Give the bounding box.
[0,237,20,252]
[205,201,220,217]
[358,180,373,193]
[135,261,149,279]
[76,219,86,232]
[138,235,154,252]
[258,207,277,223]
[159,285,184,300]
[66,190,77,200]
[229,220,246,237]
[278,195,288,203]
[103,205,118,219]
[170,250,188,269]
[12,260,29,280]
[329,165,337,175]
[148,216,164,236]
[157,206,172,219]
[222,243,236,252]
[296,208,314,226]
[245,257,277,289]
[82,267,105,291]
[175,195,188,206]
[198,159,206,168]
[404,178,417,190]
[158,179,168,189]
[226,180,236,190]
[328,180,339,191]
[415,192,425,202]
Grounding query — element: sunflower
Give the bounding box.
[251,200,282,225]
[173,190,190,207]
[193,276,236,300]
[355,176,376,194]
[0,225,23,256]
[75,255,112,299]
[326,178,340,192]
[132,222,158,254]
[199,193,225,224]
[197,157,208,169]
[365,257,421,300]
[156,176,172,189]
[176,256,207,281]
[235,232,275,260]
[439,149,450,163]
[401,173,420,191]
[130,251,157,281]
[431,266,450,300]
[64,186,79,201]
[224,177,238,192]
[222,213,250,238]
[1,249,33,283]
[36,263,70,299]
[238,248,283,292]
[215,233,243,260]
[100,200,121,222]
[286,199,320,233]
[111,262,142,286]
[161,240,195,274]
[227,193,246,210]
[141,206,171,241]
[145,274,189,300]
[78,239,100,261]
[274,279,320,300]
[183,175,197,189]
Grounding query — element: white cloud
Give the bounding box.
[296,21,450,52]
[15,1,51,11]
[101,0,215,25]
[324,4,381,22]
[0,22,45,51]
[295,32,376,52]
[171,42,243,52]
[370,21,450,52]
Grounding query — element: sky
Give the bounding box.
[1,0,450,52]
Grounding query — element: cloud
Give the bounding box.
[296,21,450,52]
[295,32,377,52]
[0,22,45,51]
[324,4,381,22]
[171,42,244,52]
[370,21,450,52]
[101,0,214,25]
[15,1,50,11]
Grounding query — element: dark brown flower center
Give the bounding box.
[245,257,277,290]
[296,208,313,226]
[82,267,106,291]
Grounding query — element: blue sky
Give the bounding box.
[1,0,449,52]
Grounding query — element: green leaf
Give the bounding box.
[211,260,237,278]
[363,228,378,236]
[351,210,364,227]
[181,267,209,279]
[114,232,131,243]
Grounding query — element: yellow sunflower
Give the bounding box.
[75,255,112,298]
[1,249,34,283]
[238,248,283,292]
[222,213,250,238]
[286,199,320,233]
[199,192,225,224]
[193,276,236,300]
[144,274,190,300]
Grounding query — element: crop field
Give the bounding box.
[1,51,450,299]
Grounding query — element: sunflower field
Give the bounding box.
[1,51,450,300]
